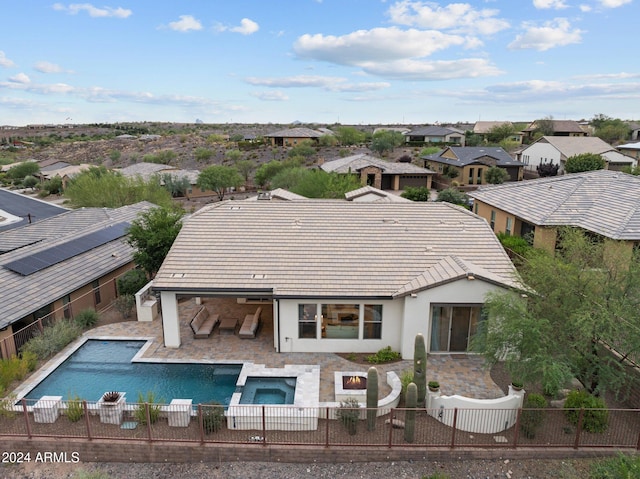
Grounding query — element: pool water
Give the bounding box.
[239,377,296,405]
[24,340,242,405]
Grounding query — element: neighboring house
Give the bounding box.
[40,163,92,187]
[0,188,67,232]
[117,162,175,180]
[617,142,640,161]
[472,121,523,144]
[245,188,307,202]
[521,119,588,142]
[118,163,215,198]
[405,126,465,146]
[468,170,640,257]
[423,147,524,187]
[627,122,640,142]
[518,136,636,174]
[264,127,326,147]
[344,185,411,203]
[320,154,434,190]
[0,201,153,359]
[152,200,520,359]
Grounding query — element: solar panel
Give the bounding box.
[3,222,130,276]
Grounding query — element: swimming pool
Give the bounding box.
[24,340,242,405]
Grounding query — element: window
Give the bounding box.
[506,217,513,236]
[92,279,101,305]
[474,202,478,214]
[63,294,72,319]
[322,304,359,339]
[298,304,317,339]
[363,305,382,339]
[468,168,474,185]
[477,168,482,184]
[490,210,496,230]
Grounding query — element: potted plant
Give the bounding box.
[98,391,126,425]
[511,380,524,391]
[428,381,440,392]
[336,398,360,436]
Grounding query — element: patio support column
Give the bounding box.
[160,291,181,348]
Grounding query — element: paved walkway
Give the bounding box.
[81,298,503,403]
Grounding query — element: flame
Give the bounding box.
[347,376,363,387]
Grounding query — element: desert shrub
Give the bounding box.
[366,346,401,364]
[7,161,39,180]
[0,394,16,418]
[564,390,608,433]
[22,175,39,188]
[117,269,148,296]
[589,453,640,479]
[134,391,163,425]
[113,295,135,319]
[21,320,82,360]
[520,393,547,439]
[202,401,225,434]
[74,309,99,328]
[497,233,532,258]
[401,186,430,202]
[0,354,33,390]
[42,175,63,195]
[194,147,214,162]
[66,394,84,422]
[337,397,360,435]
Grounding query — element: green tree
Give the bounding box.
[235,159,256,183]
[621,165,640,176]
[289,170,361,199]
[254,158,301,188]
[64,167,172,208]
[7,161,39,181]
[224,149,243,163]
[593,117,630,144]
[159,173,190,198]
[401,186,430,201]
[197,165,243,201]
[318,134,338,147]
[486,123,516,144]
[334,126,366,146]
[126,206,184,278]
[533,116,555,137]
[288,140,316,159]
[436,188,469,207]
[370,130,404,156]
[472,228,640,397]
[194,147,214,162]
[270,166,310,190]
[484,166,509,184]
[565,153,606,173]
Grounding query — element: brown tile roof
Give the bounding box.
[469,170,640,240]
[153,200,520,298]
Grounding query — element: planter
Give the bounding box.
[428,381,440,392]
[168,399,192,427]
[98,392,126,425]
[33,395,62,423]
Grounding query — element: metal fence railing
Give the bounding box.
[2,399,638,450]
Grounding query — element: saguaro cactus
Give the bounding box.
[404,382,417,443]
[413,333,427,406]
[366,366,379,431]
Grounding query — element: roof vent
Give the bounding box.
[170,273,186,278]
[251,274,267,279]
[257,192,271,200]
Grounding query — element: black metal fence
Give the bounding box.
[2,399,638,450]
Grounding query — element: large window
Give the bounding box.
[298,304,317,338]
[490,210,496,230]
[430,305,483,352]
[468,168,474,185]
[506,217,513,236]
[92,279,101,305]
[322,304,359,339]
[364,305,383,339]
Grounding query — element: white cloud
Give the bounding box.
[250,91,289,101]
[580,4,593,11]
[533,0,568,9]
[359,58,503,80]
[0,51,15,68]
[217,18,260,35]
[230,18,259,35]
[245,75,391,92]
[386,1,510,35]
[52,3,132,18]
[508,18,583,51]
[598,0,632,7]
[294,27,465,65]
[34,61,71,74]
[167,15,203,32]
[8,73,30,84]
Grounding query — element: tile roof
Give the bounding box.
[0,189,68,232]
[533,136,616,157]
[344,186,411,202]
[153,200,520,298]
[424,147,523,167]
[468,170,640,240]
[321,154,435,175]
[523,120,585,133]
[117,162,175,180]
[406,126,463,137]
[265,127,325,138]
[473,121,512,134]
[0,201,154,328]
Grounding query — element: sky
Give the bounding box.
[1,0,638,126]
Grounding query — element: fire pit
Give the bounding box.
[342,375,367,390]
[335,371,368,402]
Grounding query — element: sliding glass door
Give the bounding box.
[430,305,482,352]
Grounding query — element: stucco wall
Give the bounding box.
[521,143,561,171]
